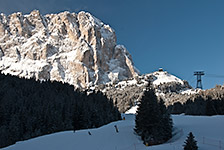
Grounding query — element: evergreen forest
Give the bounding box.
[0,73,121,148]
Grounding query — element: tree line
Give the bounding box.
[168,95,224,115]
[0,73,121,148]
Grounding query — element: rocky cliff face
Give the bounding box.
[0,10,138,88]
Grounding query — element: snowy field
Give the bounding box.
[2,114,224,150]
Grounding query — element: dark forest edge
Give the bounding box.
[168,95,224,115]
[0,73,121,148]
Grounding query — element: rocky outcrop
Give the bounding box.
[0,10,138,88]
[101,75,149,112]
[89,70,194,112]
[199,85,224,99]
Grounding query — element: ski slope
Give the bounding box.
[2,114,224,150]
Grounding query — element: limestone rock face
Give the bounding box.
[0,10,139,88]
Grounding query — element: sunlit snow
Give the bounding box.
[150,71,184,85]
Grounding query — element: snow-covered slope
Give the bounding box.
[146,69,192,94]
[98,69,194,112]
[149,70,184,85]
[2,114,224,150]
[146,69,196,105]
[0,10,138,88]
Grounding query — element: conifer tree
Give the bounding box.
[135,89,159,144]
[134,88,173,145]
[158,99,173,141]
[183,132,198,150]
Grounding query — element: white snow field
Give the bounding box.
[150,70,184,86]
[2,114,224,150]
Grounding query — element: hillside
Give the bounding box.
[97,69,224,113]
[0,73,120,148]
[2,114,224,150]
[91,69,193,112]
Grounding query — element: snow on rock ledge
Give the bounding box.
[0,10,139,88]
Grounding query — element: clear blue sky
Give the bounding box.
[1,0,224,89]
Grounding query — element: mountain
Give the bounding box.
[90,68,193,112]
[0,10,138,88]
[2,10,218,113]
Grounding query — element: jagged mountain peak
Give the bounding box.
[0,10,139,88]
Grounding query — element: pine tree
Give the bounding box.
[183,132,198,150]
[158,99,173,141]
[134,88,172,145]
